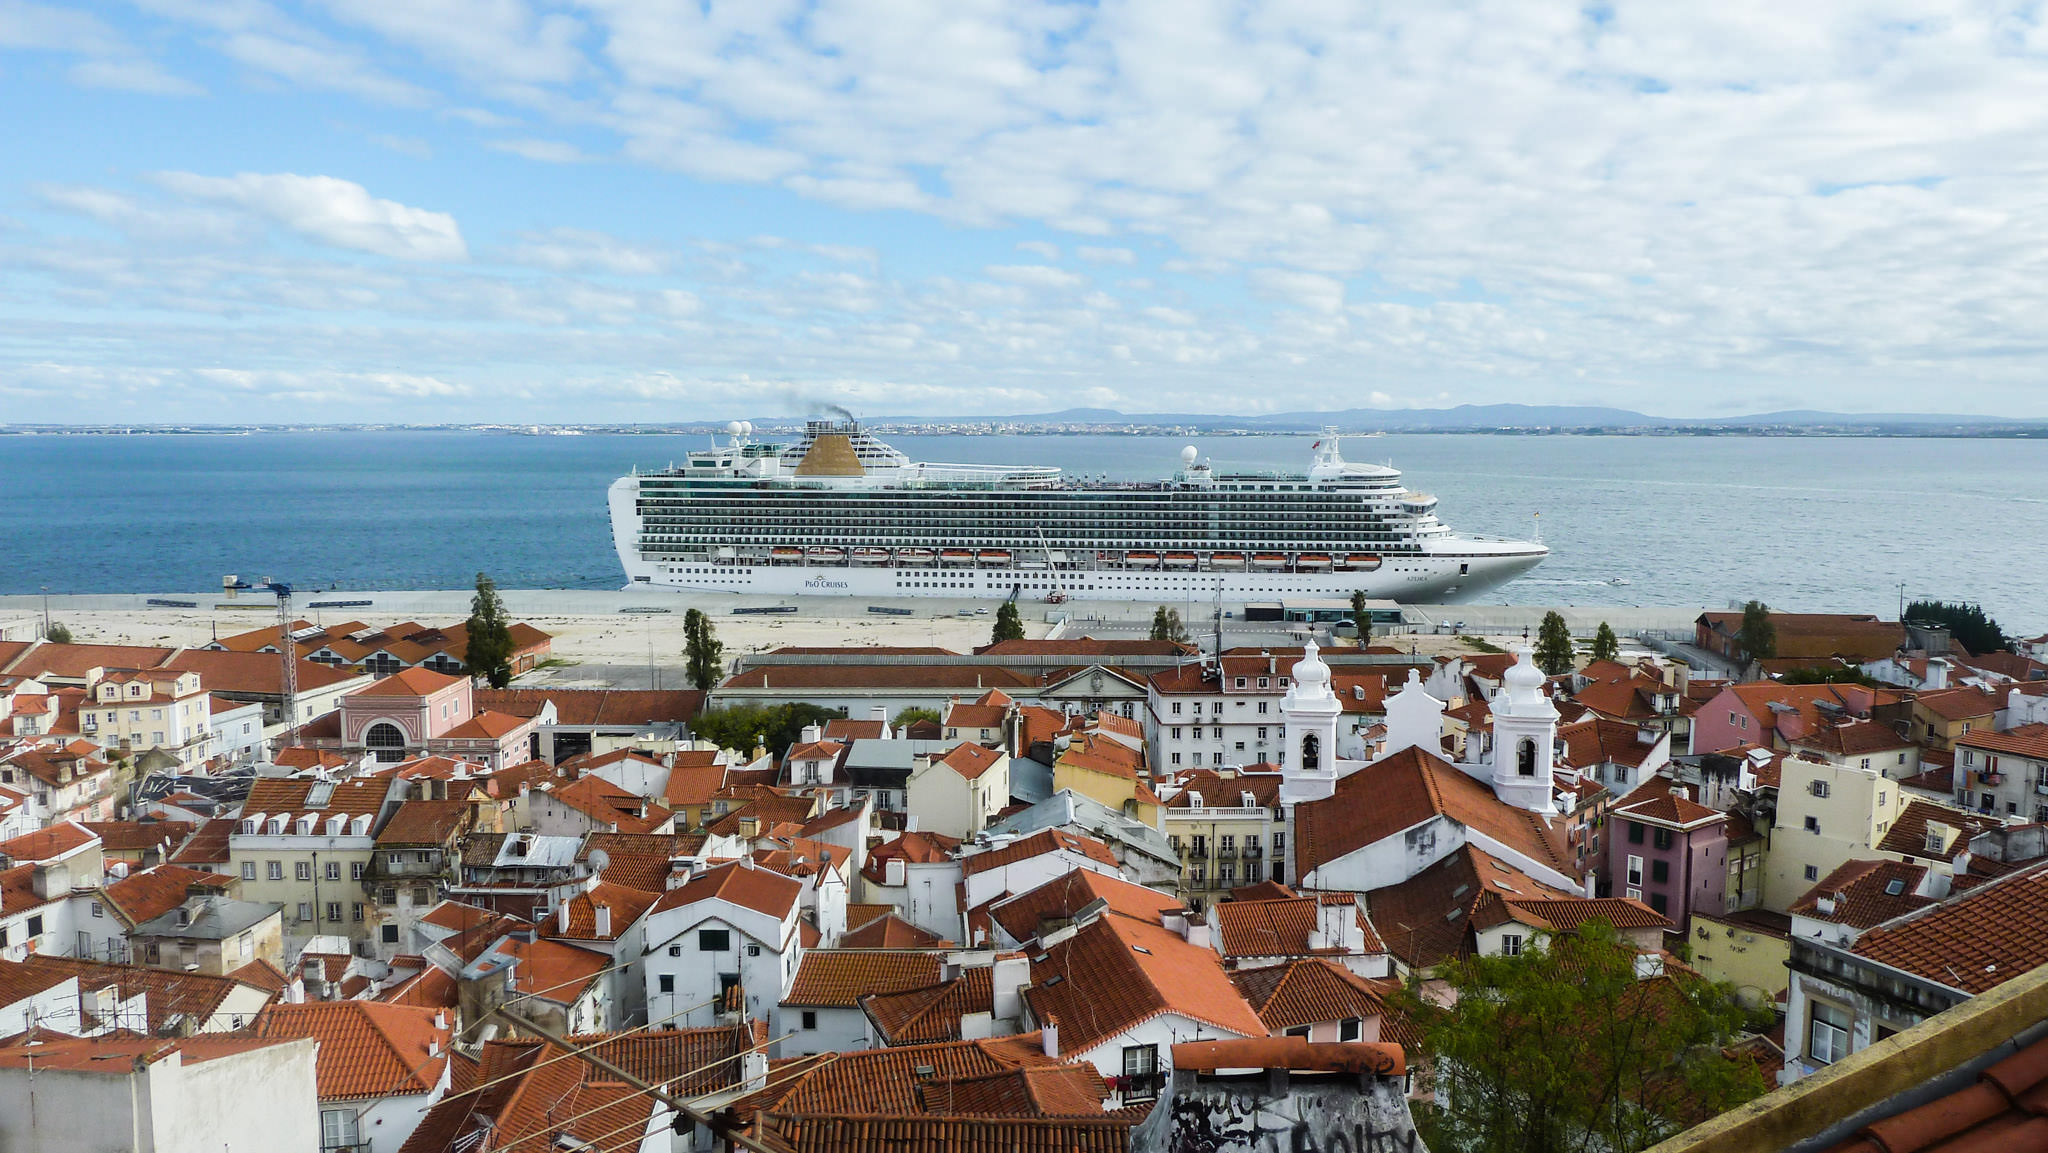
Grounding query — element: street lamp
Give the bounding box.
[40,586,49,639]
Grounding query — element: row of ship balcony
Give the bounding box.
[639,544,1403,572]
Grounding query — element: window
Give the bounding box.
[1501,934,1524,956]
[1809,1001,1852,1065]
[387,853,403,868]
[658,974,675,993]
[297,902,313,922]
[1810,780,1830,798]
[1651,860,1670,884]
[1171,702,1182,715]
[1258,702,1269,714]
[267,861,284,881]
[1804,864,1820,881]
[90,901,102,918]
[668,945,682,957]
[802,1010,818,1030]
[1340,1018,1361,1042]
[1627,822,1645,845]
[382,924,400,944]
[1653,828,1674,851]
[1121,1044,1162,1101]
[325,861,341,881]
[1649,892,1669,915]
[241,861,256,881]
[325,901,343,922]
[320,1108,361,1152]
[352,903,365,922]
[25,915,43,937]
[700,928,732,951]
[1626,855,1643,888]
[1804,816,1821,833]
[296,861,312,881]
[351,862,366,880]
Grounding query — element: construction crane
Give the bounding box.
[223,575,299,748]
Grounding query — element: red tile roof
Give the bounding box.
[1364,844,1577,968]
[649,860,800,921]
[1231,958,1389,1032]
[863,830,963,884]
[1790,859,1937,929]
[770,1032,1063,1115]
[166,817,237,868]
[786,950,945,1007]
[860,965,997,1045]
[758,1112,1133,1153]
[960,829,1119,878]
[1295,746,1575,880]
[1876,801,2005,861]
[1820,1033,2048,1153]
[541,880,661,942]
[1914,686,2002,722]
[1957,723,2048,762]
[664,762,728,808]
[1213,893,1384,958]
[101,864,235,927]
[989,868,1182,944]
[11,954,268,1032]
[475,687,703,726]
[0,820,99,863]
[1852,861,2048,993]
[250,1001,450,1100]
[1022,912,1268,1054]
[1167,769,1283,809]
[938,742,1005,781]
[1610,777,1727,829]
[1489,895,1671,933]
[839,912,947,949]
[1556,718,1662,769]
[374,799,472,847]
[723,665,1040,691]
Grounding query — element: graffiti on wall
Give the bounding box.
[1153,1083,1426,1153]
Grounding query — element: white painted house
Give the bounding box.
[641,862,805,1034]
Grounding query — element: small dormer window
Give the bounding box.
[1188,791,1204,809]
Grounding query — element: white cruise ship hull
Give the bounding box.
[607,421,1550,604]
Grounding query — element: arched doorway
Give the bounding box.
[365,721,407,763]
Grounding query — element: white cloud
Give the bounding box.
[1077,245,1134,264]
[68,57,203,95]
[487,137,591,164]
[1249,268,1345,315]
[153,172,469,261]
[985,264,1084,289]
[1016,240,1060,259]
[507,227,669,275]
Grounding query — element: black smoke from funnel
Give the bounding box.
[818,403,856,422]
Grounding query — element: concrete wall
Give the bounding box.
[1129,1066,1426,1153]
[0,1038,319,1153]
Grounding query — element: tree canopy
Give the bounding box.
[1735,600,1776,662]
[1533,611,1575,676]
[462,572,516,689]
[1905,600,2008,656]
[891,706,941,730]
[684,608,725,692]
[1351,589,1374,647]
[690,702,844,755]
[991,600,1026,644]
[1590,622,1621,665]
[1397,922,1766,1153]
[44,622,72,645]
[1150,606,1189,644]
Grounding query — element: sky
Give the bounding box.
[7,2,2048,423]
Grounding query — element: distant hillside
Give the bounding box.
[852,404,2047,432]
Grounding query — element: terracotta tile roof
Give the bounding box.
[1876,800,2005,861]
[649,860,800,920]
[163,649,362,694]
[860,965,996,1045]
[1571,677,1668,722]
[938,742,1005,781]
[758,1112,1134,1153]
[544,774,674,834]
[706,793,817,838]
[226,957,290,994]
[250,1000,449,1100]
[723,665,1039,691]
[664,762,728,808]
[5,642,178,680]
[1793,719,1916,758]
[914,1061,1110,1116]
[1713,682,1902,749]
[1023,912,1268,1054]
[1958,723,2048,761]
[771,1032,1062,1115]
[374,799,472,847]
[80,820,193,854]
[476,687,705,727]
[1054,733,1144,780]
[944,703,1009,730]
[438,710,529,740]
[862,830,963,884]
[1364,844,1576,969]
[0,863,58,917]
[769,646,960,656]
[978,638,1192,658]
[960,829,1119,878]
[1914,686,2002,722]
[1213,893,1384,958]
[0,820,99,863]
[563,1021,766,1095]
[840,912,948,949]
[380,963,459,1011]
[13,954,267,1032]
[989,869,1182,945]
[788,739,847,764]
[1556,718,1662,770]
[166,817,236,868]
[785,950,945,1008]
[241,775,393,820]
[0,1033,298,1072]
[396,1038,655,1153]
[845,902,894,930]
[1790,859,1938,929]
[1492,895,1671,933]
[541,879,661,941]
[0,958,77,1007]
[1295,746,1575,880]
[1820,1033,2048,1153]
[1231,957,1388,1032]
[1167,769,1283,809]
[1852,861,2048,993]
[1610,777,1727,829]
[101,864,235,927]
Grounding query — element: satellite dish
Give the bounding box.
[587,848,611,874]
[1180,446,1198,466]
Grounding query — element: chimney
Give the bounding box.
[557,901,572,933]
[743,1048,768,1092]
[595,905,612,937]
[1041,1015,1059,1058]
[991,954,1028,1023]
[800,723,822,745]
[429,1038,442,1057]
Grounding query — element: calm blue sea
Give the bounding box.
[2,431,2043,629]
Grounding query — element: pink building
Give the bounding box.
[326,667,536,769]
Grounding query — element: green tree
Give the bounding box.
[462,572,516,688]
[683,608,725,692]
[1149,606,1189,644]
[1779,663,1879,686]
[1351,590,1374,647]
[1735,600,1776,662]
[1396,922,1766,1153]
[891,706,941,730]
[1905,600,2008,656]
[44,622,72,645]
[1590,621,1621,665]
[690,702,845,754]
[991,600,1026,644]
[1533,610,1575,676]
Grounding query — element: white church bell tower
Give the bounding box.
[1490,646,1559,813]
[1280,641,1343,806]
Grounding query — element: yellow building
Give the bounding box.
[1764,748,1907,911]
[1687,909,1791,1007]
[1908,687,1999,752]
[1052,732,1161,826]
[1161,768,1286,904]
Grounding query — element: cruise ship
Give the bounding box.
[608,418,1547,602]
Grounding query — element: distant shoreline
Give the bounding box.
[4,424,2046,440]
